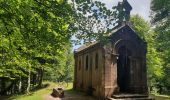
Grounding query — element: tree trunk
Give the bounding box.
[26,69,31,93]
[0,78,6,95]
[38,68,43,87]
[18,77,22,93]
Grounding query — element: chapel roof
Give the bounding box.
[74,41,98,52]
[74,24,132,53]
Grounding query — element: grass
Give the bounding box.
[150,93,170,100]
[1,83,170,100]
[1,81,73,100]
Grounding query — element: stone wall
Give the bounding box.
[74,46,106,98]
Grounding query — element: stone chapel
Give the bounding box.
[73,0,150,99]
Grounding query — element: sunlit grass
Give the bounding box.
[150,93,170,100]
[7,81,73,100]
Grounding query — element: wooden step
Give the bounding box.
[107,94,154,100]
[108,97,154,100]
[112,94,148,99]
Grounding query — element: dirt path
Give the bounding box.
[43,91,96,100]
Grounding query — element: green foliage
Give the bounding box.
[70,0,117,43]
[0,0,74,94]
[151,0,170,24]
[0,0,72,77]
[130,15,150,40]
[151,0,170,94]
[44,44,74,82]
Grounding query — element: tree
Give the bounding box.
[43,44,74,82]
[0,0,73,95]
[151,0,170,94]
[70,0,117,43]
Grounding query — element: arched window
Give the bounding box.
[86,55,88,70]
[95,53,98,69]
[90,56,92,70]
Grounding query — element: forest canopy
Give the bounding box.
[0,0,74,94]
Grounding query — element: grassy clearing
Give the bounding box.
[2,81,73,100]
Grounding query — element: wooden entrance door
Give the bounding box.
[117,46,131,93]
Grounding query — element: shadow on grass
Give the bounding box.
[0,96,11,100]
[0,83,50,100]
[65,89,86,95]
[31,83,50,92]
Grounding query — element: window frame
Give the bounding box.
[95,53,99,69]
[86,55,89,70]
[79,58,81,70]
